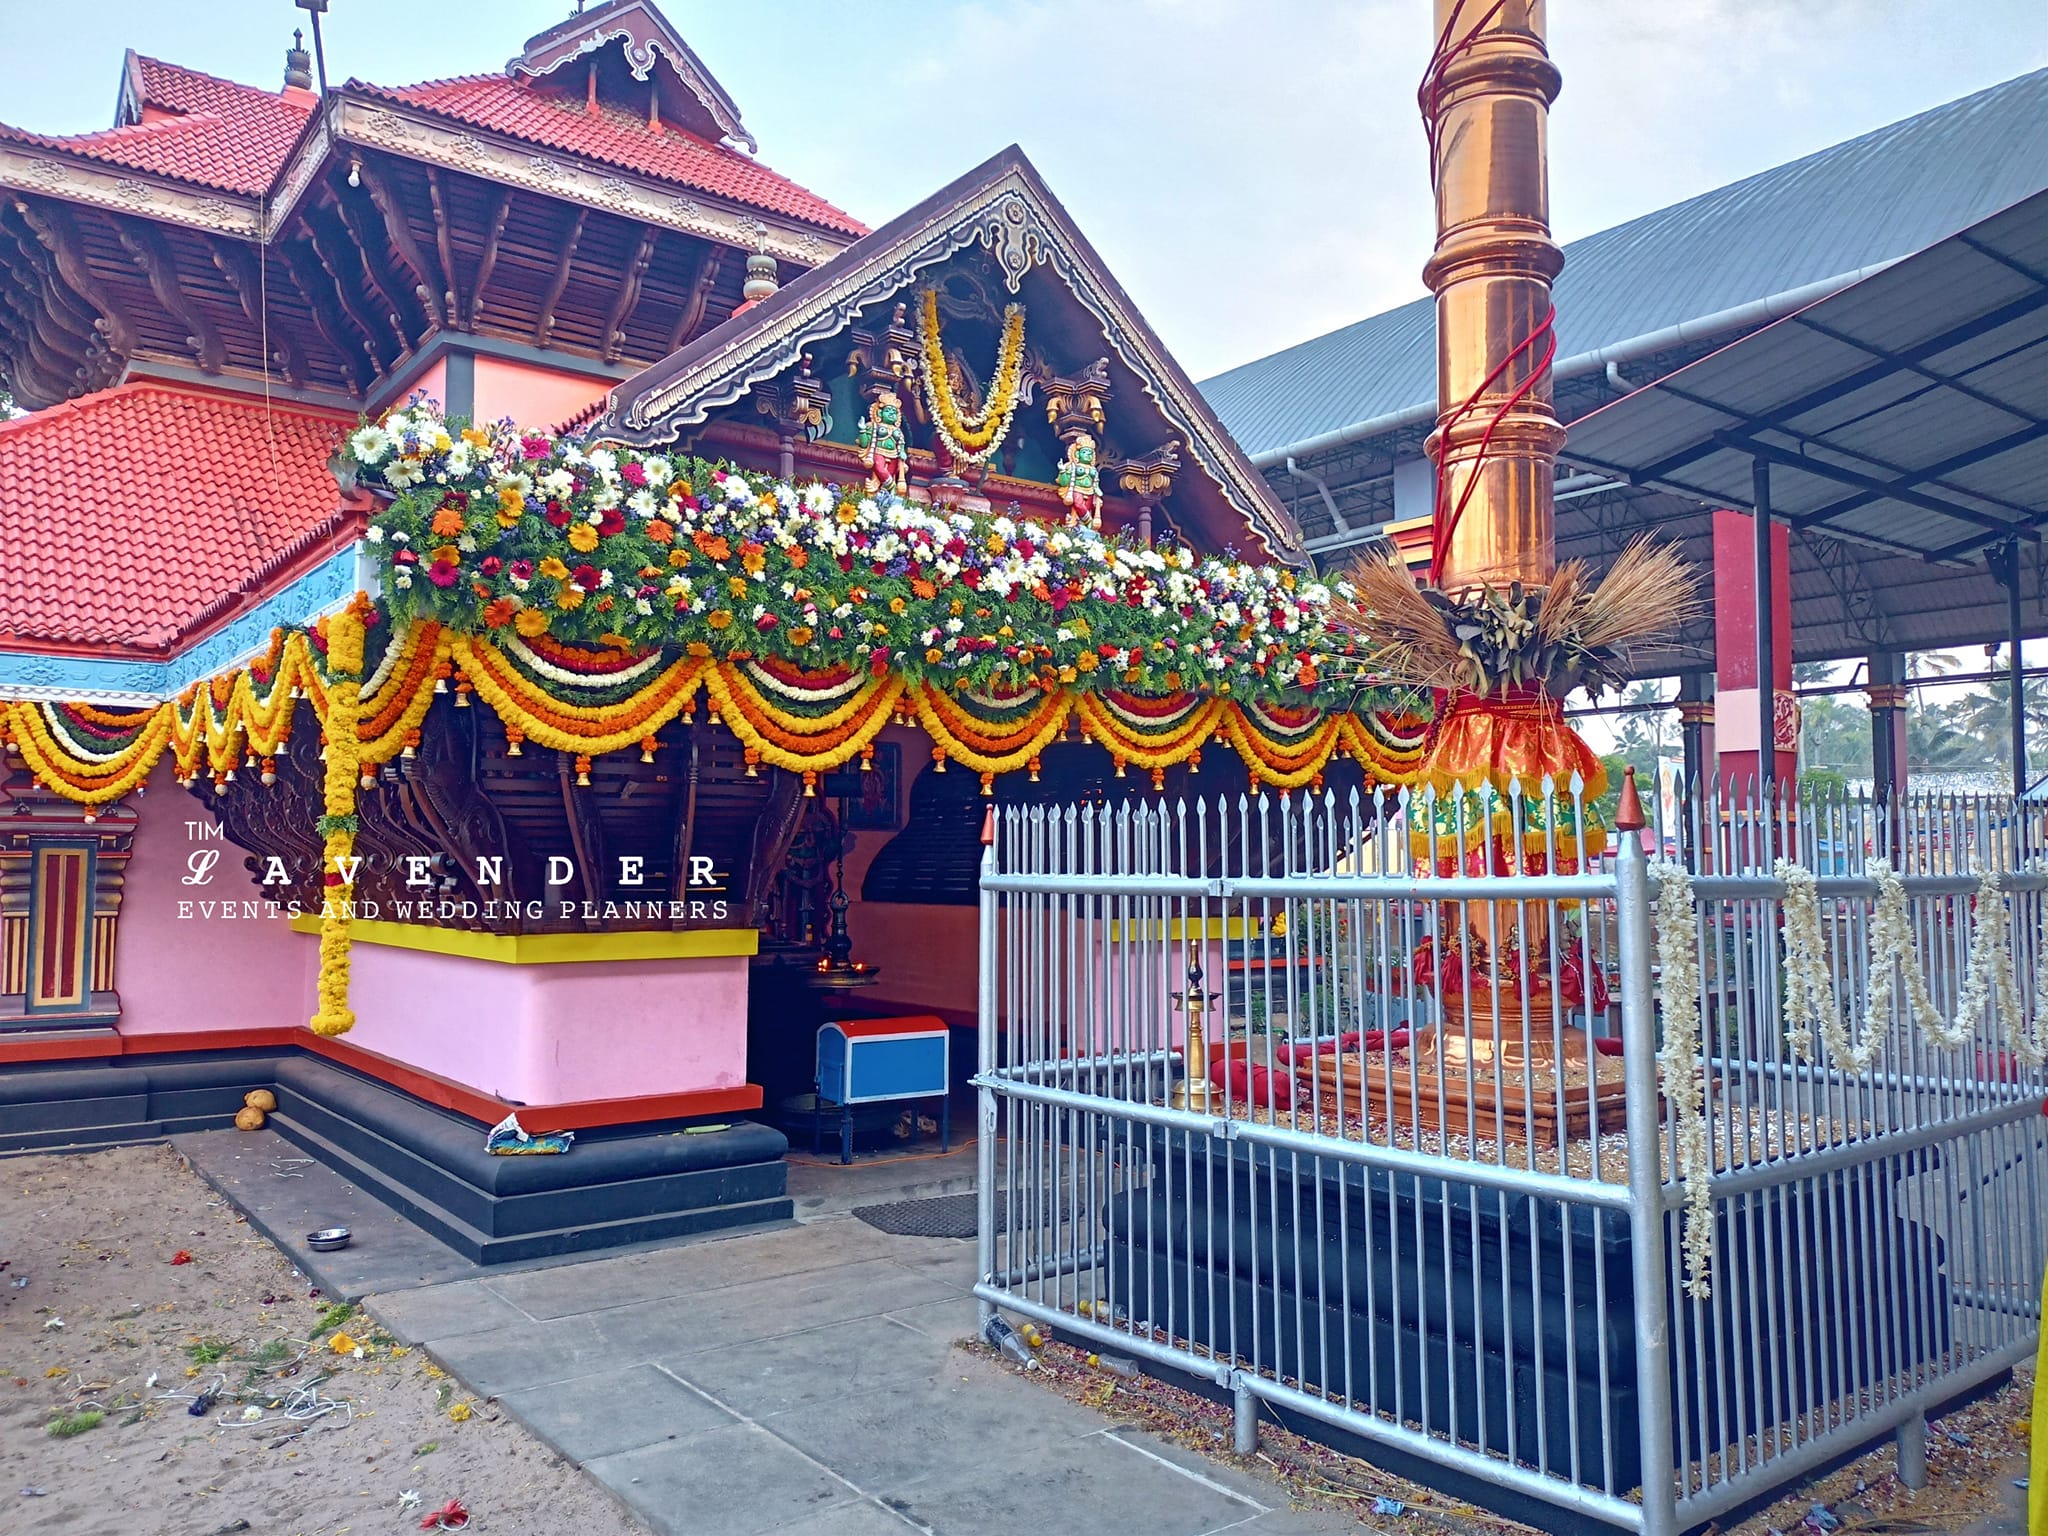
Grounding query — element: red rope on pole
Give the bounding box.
[1430,306,1557,583]
[1418,0,1507,188]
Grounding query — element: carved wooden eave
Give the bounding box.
[307,96,843,269]
[509,0,757,154]
[592,147,1307,565]
[0,143,264,240]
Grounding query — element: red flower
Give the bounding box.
[479,556,502,576]
[621,461,647,487]
[509,559,534,581]
[170,1249,193,1265]
[544,501,571,528]
[427,560,461,588]
[521,434,551,460]
[869,648,890,676]
[571,564,602,591]
[597,507,626,537]
[392,547,417,565]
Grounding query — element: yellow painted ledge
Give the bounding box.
[287,916,758,965]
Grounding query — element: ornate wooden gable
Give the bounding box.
[594,147,1307,565]
[0,4,862,410]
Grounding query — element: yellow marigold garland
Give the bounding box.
[706,664,904,775]
[1218,706,1346,791]
[455,635,705,752]
[311,595,371,1039]
[918,289,1027,459]
[5,700,176,804]
[913,685,1073,777]
[1074,693,1225,773]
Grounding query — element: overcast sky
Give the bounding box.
[3,1,2043,378]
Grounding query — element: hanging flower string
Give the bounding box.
[918,291,1027,465]
[1651,860,1714,1300]
[1781,856,2042,1075]
[1775,859,1868,1070]
[310,595,371,1038]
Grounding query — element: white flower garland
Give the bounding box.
[741,659,868,705]
[357,620,413,700]
[1952,863,2025,1056]
[501,634,666,690]
[2022,870,2048,1069]
[1862,857,1963,1054]
[1651,861,1714,1300]
[40,704,132,764]
[1775,858,1872,1070]
[1779,855,2040,1074]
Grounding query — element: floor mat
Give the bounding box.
[851,1191,979,1239]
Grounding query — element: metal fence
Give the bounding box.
[973,782,2048,1535]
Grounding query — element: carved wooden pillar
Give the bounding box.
[754,355,830,481]
[1114,440,1182,548]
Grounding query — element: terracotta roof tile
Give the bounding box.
[352,74,865,236]
[0,382,353,652]
[0,56,311,197]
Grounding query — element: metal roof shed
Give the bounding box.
[1563,189,2048,784]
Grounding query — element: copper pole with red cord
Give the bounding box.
[1422,0,1564,598]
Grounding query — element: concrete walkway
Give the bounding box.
[365,1214,1354,1536]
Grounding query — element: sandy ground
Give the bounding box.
[1014,1335,2033,1534]
[0,1144,647,1536]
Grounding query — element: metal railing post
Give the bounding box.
[977,807,1000,1328]
[1617,779,1678,1536]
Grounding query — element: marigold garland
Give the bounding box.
[706,664,904,775]
[913,685,1072,778]
[918,290,1028,465]
[311,594,371,1039]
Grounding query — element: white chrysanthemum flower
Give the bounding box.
[634,598,653,616]
[365,526,385,544]
[586,448,618,474]
[627,490,658,519]
[598,569,615,589]
[725,478,752,505]
[643,457,673,488]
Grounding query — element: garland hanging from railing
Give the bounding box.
[310,594,371,1038]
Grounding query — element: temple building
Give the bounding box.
[0,0,1421,1252]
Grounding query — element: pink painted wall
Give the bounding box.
[473,357,611,432]
[113,762,315,1035]
[404,359,449,413]
[342,943,750,1104]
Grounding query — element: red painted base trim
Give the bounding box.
[0,1027,763,1133]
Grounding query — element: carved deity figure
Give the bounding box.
[856,388,909,495]
[1056,432,1103,527]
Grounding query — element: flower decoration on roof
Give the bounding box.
[916,290,1027,467]
[341,404,1385,713]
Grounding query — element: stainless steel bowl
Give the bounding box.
[305,1227,352,1252]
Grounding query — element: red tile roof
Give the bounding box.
[0,382,355,652]
[352,74,866,236]
[0,56,311,197]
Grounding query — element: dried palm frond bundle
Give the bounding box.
[1329,538,1696,702]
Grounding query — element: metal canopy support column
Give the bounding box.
[1753,458,1777,794]
[1995,540,2028,792]
[1867,652,1905,805]
[1676,672,1709,793]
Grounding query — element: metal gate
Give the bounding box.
[973,783,2047,1534]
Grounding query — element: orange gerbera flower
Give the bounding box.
[789,625,815,646]
[788,547,809,570]
[482,598,518,628]
[646,521,674,544]
[514,608,550,637]
[555,586,587,611]
[431,507,465,537]
[706,610,734,630]
[538,557,570,580]
[739,541,767,574]
[568,523,600,553]
[694,531,731,561]
[668,549,691,568]
[911,578,937,600]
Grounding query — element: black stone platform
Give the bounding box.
[1103,1133,1949,1522]
[0,1047,791,1264]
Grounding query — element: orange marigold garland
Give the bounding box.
[311,595,371,1038]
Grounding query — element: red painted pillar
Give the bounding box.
[1713,507,1795,785]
